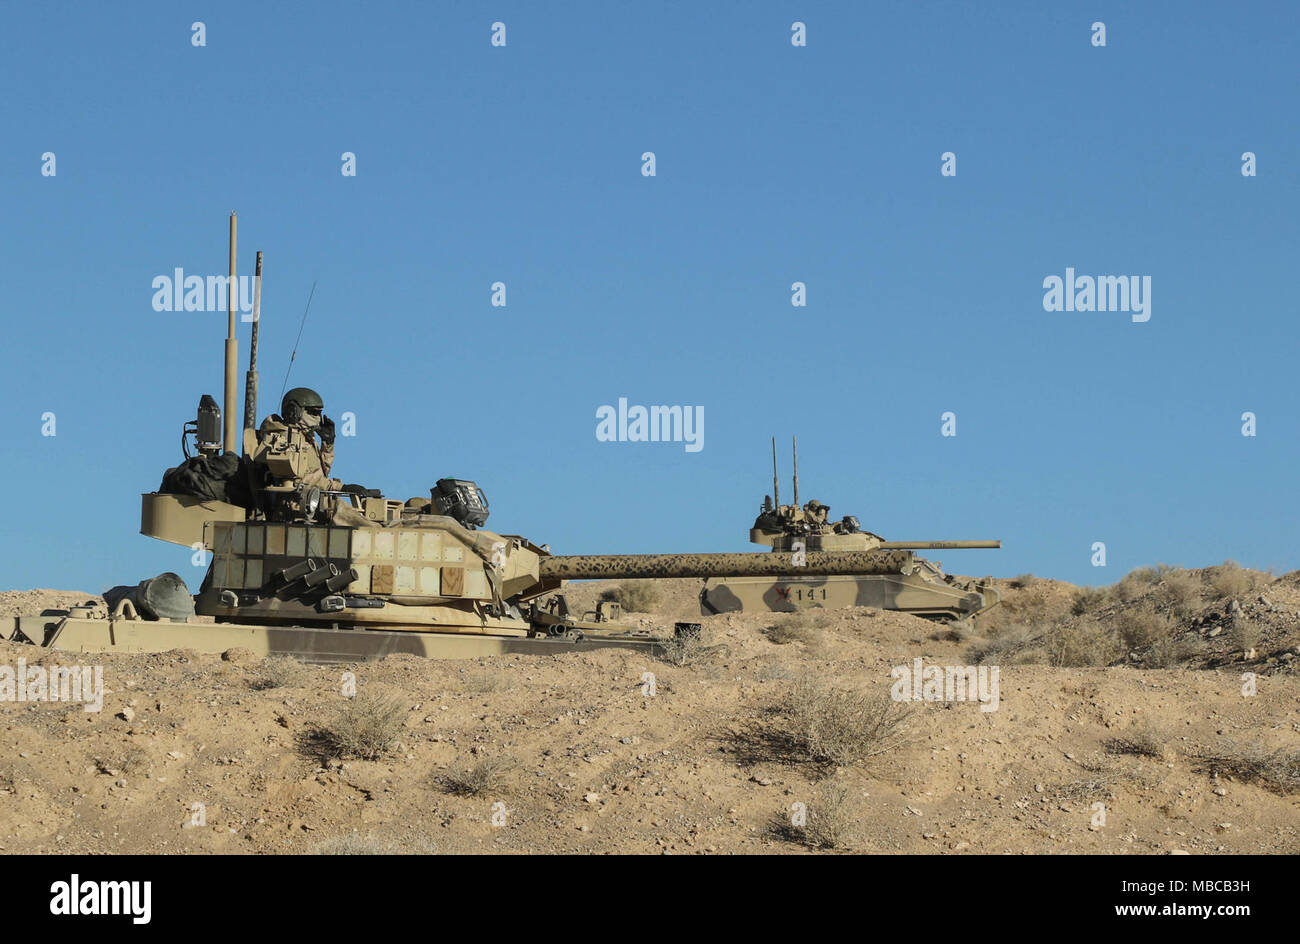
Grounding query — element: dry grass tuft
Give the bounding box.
[657,628,718,666]
[786,678,913,767]
[1143,635,1199,668]
[1155,568,1202,615]
[1116,605,1171,650]
[462,669,504,693]
[1053,772,1128,803]
[967,624,1047,665]
[1195,742,1300,794]
[770,780,861,850]
[314,691,407,761]
[1208,561,1259,599]
[1071,586,1111,615]
[93,745,150,775]
[1226,619,1260,653]
[764,614,822,647]
[1046,618,1122,667]
[250,655,304,690]
[1115,564,1171,602]
[442,754,518,796]
[1105,726,1171,761]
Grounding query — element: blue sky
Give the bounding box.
[1,1,1296,593]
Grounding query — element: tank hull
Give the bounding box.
[6,614,660,663]
[700,573,1001,621]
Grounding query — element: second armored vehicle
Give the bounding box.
[700,440,1003,622]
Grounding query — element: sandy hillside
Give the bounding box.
[0,566,1297,855]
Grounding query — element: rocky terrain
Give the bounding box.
[1,563,1297,855]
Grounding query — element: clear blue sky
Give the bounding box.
[1,1,1296,593]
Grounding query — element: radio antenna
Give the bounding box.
[771,437,780,508]
[280,279,317,401]
[792,436,799,509]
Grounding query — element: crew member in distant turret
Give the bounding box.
[252,387,343,491]
[804,499,830,529]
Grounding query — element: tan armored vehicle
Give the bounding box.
[2,220,922,662]
[700,439,1003,622]
[8,449,914,661]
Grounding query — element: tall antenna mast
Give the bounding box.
[771,437,780,508]
[242,250,263,436]
[792,436,799,509]
[223,212,238,454]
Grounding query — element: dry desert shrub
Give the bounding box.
[1105,726,1171,761]
[1226,619,1260,653]
[93,745,149,775]
[317,691,406,761]
[250,655,304,690]
[966,624,1046,665]
[1144,635,1199,668]
[786,678,912,767]
[1008,574,1039,589]
[1115,565,1171,602]
[764,614,821,646]
[1071,586,1111,615]
[770,779,861,850]
[1116,605,1171,650]
[1208,560,1258,599]
[1046,618,1122,668]
[1155,568,1202,615]
[969,612,1123,668]
[601,582,660,613]
[1195,742,1300,794]
[442,754,518,796]
[657,628,716,666]
[1000,591,1072,628]
[1053,771,1128,803]
[462,668,504,693]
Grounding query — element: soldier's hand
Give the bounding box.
[319,415,336,445]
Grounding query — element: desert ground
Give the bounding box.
[1,563,1297,855]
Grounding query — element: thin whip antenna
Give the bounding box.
[280,280,317,401]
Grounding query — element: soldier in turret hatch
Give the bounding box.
[252,387,343,491]
[804,499,830,529]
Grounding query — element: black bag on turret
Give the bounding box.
[159,452,242,503]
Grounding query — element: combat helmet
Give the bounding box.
[281,387,324,425]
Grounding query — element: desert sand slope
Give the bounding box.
[0,568,1296,855]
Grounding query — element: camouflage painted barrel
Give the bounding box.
[539,550,915,580]
[877,541,1001,550]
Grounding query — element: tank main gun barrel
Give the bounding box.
[539,550,917,580]
[876,540,1001,550]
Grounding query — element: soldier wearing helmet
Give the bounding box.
[252,387,342,492]
[804,499,830,529]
